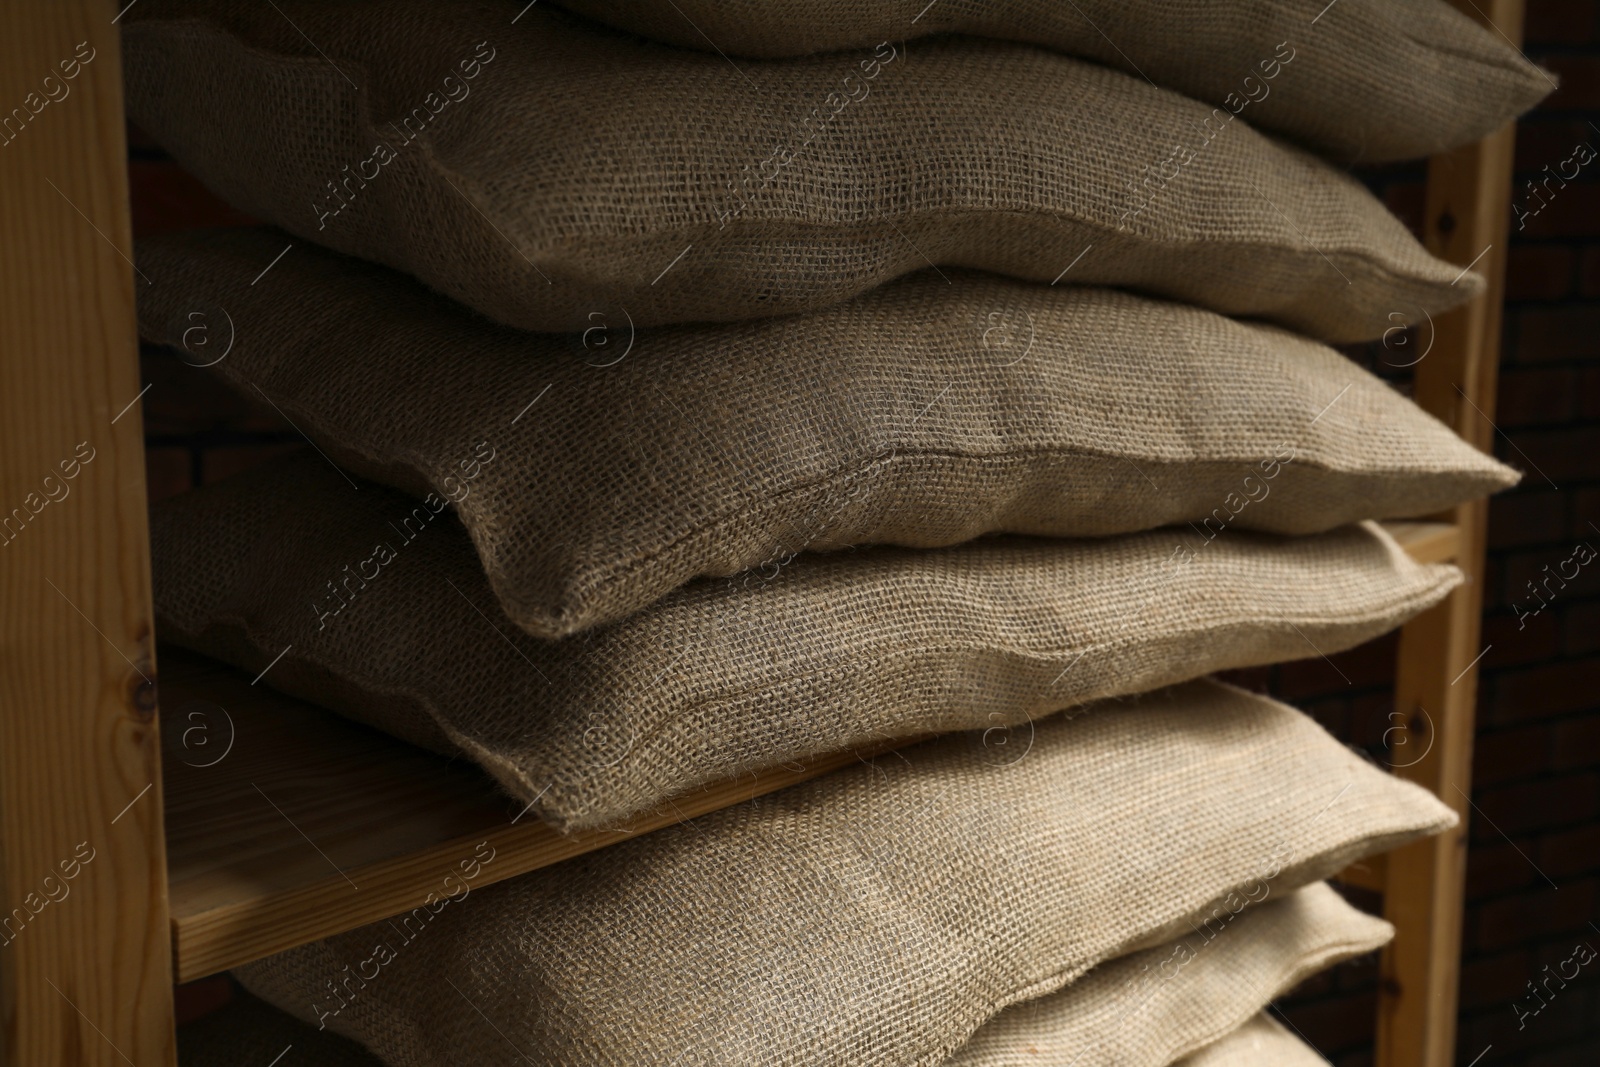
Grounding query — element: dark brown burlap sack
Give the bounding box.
[184,883,1372,1067]
[123,1,1477,341]
[233,678,1453,1067]
[946,882,1386,1067]
[151,454,1461,832]
[135,229,1513,639]
[555,0,1552,164]
[1180,1015,1330,1067]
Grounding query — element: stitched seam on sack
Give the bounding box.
[182,341,1499,636]
[540,448,1498,625]
[1144,931,1389,1067]
[1396,17,1550,80]
[903,824,1442,1067]
[525,207,1460,291]
[146,17,1475,292]
[357,68,1463,291]
[551,568,1459,817]
[198,563,1447,831]
[205,380,1479,633]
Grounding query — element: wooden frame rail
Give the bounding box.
[0,4,175,1065]
[1373,3,1522,1065]
[0,0,1522,1064]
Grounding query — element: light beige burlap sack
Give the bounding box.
[1179,1014,1331,1067]
[123,2,1476,340]
[182,883,1372,1067]
[151,454,1461,832]
[946,882,1386,1067]
[137,229,1514,639]
[234,679,1452,1067]
[555,0,1551,164]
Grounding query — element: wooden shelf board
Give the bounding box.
[1335,854,1388,893]
[161,647,922,982]
[1383,521,1460,566]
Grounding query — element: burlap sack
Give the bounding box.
[1179,1014,1330,1067]
[181,883,1372,1067]
[233,678,1453,1067]
[137,229,1514,639]
[150,453,1461,832]
[945,882,1386,1067]
[555,0,1551,164]
[122,1,1477,341]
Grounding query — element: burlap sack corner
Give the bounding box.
[149,453,1464,832]
[230,678,1453,1067]
[135,228,1516,640]
[124,0,1477,339]
[946,882,1387,1067]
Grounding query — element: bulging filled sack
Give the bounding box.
[182,883,1375,1067]
[1180,1014,1331,1067]
[136,229,1514,638]
[946,882,1385,1067]
[150,454,1461,832]
[555,0,1552,163]
[123,1,1476,339]
[234,679,1452,1067]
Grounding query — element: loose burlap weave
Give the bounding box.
[181,883,1373,1067]
[555,0,1552,164]
[945,882,1386,1067]
[123,1,1476,340]
[234,679,1453,1067]
[1180,1015,1330,1067]
[137,229,1515,639]
[150,454,1461,832]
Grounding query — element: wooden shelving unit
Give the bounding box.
[0,2,1520,1065]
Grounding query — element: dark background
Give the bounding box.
[132,2,1600,1062]
[1264,4,1600,1064]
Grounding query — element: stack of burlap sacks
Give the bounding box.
[123,1,1551,1064]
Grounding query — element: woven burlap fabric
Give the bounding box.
[136,229,1515,640]
[233,678,1453,1067]
[1178,1014,1330,1067]
[123,2,1475,341]
[183,884,1369,1067]
[946,882,1386,1067]
[150,453,1461,832]
[555,0,1551,164]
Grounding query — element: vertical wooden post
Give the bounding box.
[1375,2,1522,1064]
[0,2,177,1065]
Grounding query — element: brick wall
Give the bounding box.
[135,3,1600,1059]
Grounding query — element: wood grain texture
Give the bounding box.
[162,520,1454,982]
[1336,852,1387,894]
[1323,523,1453,897]
[0,3,176,1065]
[159,649,930,982]
[1384,521,1460,566]
[1376,3,1524,1064]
